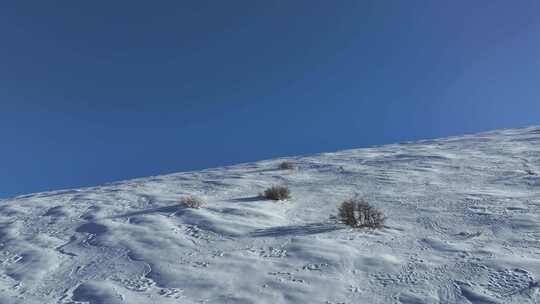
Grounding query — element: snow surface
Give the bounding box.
[2,126,540,303]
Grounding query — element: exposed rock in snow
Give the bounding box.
[1,126,540,303]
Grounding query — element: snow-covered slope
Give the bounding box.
[2,126,540,304]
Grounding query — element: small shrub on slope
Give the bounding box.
[279,161,294,170]
[525,169,537,176]
[179,195,205,209]
[338,199,385,228]
[263,186,291,201]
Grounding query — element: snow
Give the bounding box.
[1,126,540,303]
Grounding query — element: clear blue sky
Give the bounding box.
[1,1,539,198]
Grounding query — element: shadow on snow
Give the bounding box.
[248,222,343,237]
[227,196,264,203]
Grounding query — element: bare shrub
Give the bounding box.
[338,199,385,228]
[263,186,291,201]
[279,161,294,170]
[179,195,205,209]
[526,169,537,176]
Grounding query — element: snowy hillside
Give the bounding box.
[2,126,540,304]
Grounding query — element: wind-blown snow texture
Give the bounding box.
[2,126,540,303]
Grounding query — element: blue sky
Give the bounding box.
[1,1,539,197]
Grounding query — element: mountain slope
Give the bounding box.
[1,126,540,303]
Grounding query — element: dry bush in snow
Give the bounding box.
[179,195,206,209]
[525,169,537,176]
[338,199,385,228]
[263,186,291,201]
[279,161,294,170]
